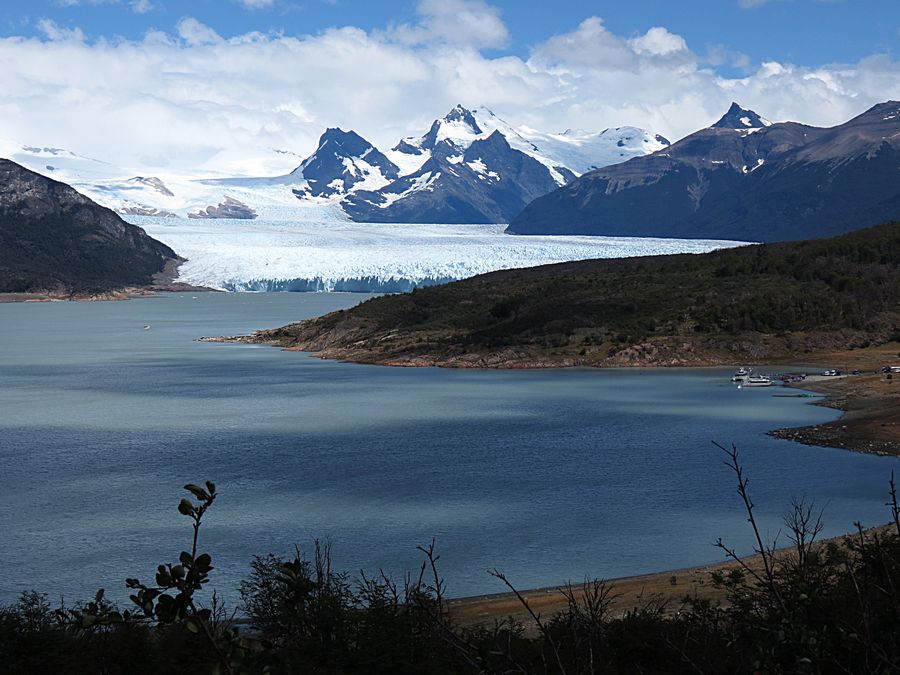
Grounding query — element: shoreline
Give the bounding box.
[0,259,215,303]
[448,524,895,627]
[209,329,900,457]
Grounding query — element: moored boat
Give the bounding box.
[743,375,774,387]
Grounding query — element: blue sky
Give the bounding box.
[1,0,895,72]
[0,0,896,174]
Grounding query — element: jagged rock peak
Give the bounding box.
[712,102,771,129]
[444,104,483,130]
[311,127,378,160]
[415,104,484,152]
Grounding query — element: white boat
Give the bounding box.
[742,375,774,387]
[732,367,751,382]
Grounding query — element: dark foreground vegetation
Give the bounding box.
[256,221,900,366]
[2,447,900,674]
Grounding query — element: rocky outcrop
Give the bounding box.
[0,159,179,293]
[188,196,257,219]
[119,205,179,218]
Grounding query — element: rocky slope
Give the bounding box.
[0,159,178,293]
[509,101,900,242]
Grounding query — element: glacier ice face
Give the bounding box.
[133,217,750,293]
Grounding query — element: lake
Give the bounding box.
[0,292,897,606]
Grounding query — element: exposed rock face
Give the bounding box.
[118,205,179,218]
[0,159,178,293]
[345,131,569,223]
[188,196,257,219]
[509,101,900,242]
[711,102,772,130]
[128,176,174,197]
[290,128,400,199]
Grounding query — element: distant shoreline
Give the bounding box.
[0,259,215,303]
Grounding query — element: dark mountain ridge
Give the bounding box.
[508,101,900,242]
[0,159,178,293]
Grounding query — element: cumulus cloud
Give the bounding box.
[1,5,897,177]
[389,0,509,50]
[176,17,223,46]
[36,18,86,41]
[629,27,689,56]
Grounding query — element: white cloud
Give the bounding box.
[55,0,119,6]
[130,0,154,13]
[54,0,156,13]
[2,9,897,177]
[176,17,223,46]
[235,0,275,9]
[629,27,689,56]
[389,0,509,50]
[35,18,86,42]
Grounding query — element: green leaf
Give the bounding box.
[179,551,193,565]
[184,484,209,501]
[177,498,194,516]
[195,553,212,571]
[205,481,216,495]
[185,618,200,634]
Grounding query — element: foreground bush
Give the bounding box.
[2,448,899,674]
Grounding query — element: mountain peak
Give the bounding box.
[855,100,900,123]
[294,127,399,197]
[441,105,482,133]
[712,102,771,129]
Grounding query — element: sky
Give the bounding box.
[0,0,897,175]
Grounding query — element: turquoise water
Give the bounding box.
[0,292,897,605]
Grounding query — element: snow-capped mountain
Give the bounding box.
[290,128,400,199]
[1,106,668,224]
[342,105,670,223]
[509,100,900,242]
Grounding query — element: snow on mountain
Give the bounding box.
[1,107,667,224]
[341,106,671,224]
[290,128,399,199]
[0,138,315,220]
[388,105,670,181]
[133,216,746,293]
[711,102,772,132]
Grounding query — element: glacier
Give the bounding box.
[132,216,750,293]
